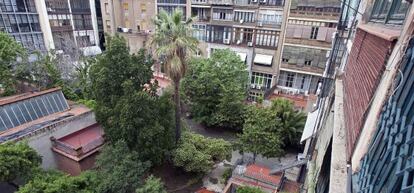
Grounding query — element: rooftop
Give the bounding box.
[0,88,91,143]
[52,123,104,161]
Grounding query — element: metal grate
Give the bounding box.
[0,90,69,132]
[357,38,414,193]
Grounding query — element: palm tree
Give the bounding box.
[271,98,307,146]
[152,10,199,143]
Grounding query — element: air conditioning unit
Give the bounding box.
[223,39,230,44]
[247,42,253,47]
[251,0,258,3]
[260,0,267,3]
[236,40,242,45]
[257,85,262,90]
[251,84,256,89]
[258,22,263,27]
[240,19,244,24]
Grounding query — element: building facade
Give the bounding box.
[301,0,413,191]
[190,0,290,101]
[0,0,46,51]
[100,0,156,53]
[0,0,101,55]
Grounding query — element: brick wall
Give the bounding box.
[343,28,394,159]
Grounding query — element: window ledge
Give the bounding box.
[358,23,401,41]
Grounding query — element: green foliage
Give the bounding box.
[17,170,98,193]
[182,49,248,129]
[135,175,167,193]
[95,140,151,193]
[0,32,26,96]
[221,167,233,183]
[77,99,97,110]
[0,142,41,184]
[91,35,174,164]
[237,186,265,193]
[153,9,199,143]
[236,105,285,159]
[270,98,307,147]
[236,98,307,159]
[173,132,232,174]
[90,35,153,108]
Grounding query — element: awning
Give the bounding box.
[191,4,211,8]
[254,54,273,66]
[81,46,102,56]
[236,52,247,62]
[300,109,319,143]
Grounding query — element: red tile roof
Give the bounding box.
[195,188,216,193]
[245,164,282,185]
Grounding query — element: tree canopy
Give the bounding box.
[237,98,306,160]
[17,170,98,193]
[152,9,199,143]
[0,32,26,96]
[90,35,174,165]
[173,132,232,174]
[182,49,248,129]
[94,140,151,193]
[0,142,41,187]
[135,175,167,193]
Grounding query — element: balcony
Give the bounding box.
[50,25,73,32]
[211,0,233,5]
[289,10,340,20]
[280,62,325,75]
[233,0,259,7]
[192,0,211,4]
[194,16,211,22]
[284,37,332,48]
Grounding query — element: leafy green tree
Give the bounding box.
[17,170,98,193]
[90,35,153,108]
[136,176,167,193]
[183,49,248,129]
[173,132,232,174]
[91,36,174,164]
[0,142,41,188]
[237,186,265,193]
[153,9,199,143]
[270,98,307,146]
[106,84,175,164]
[236,106,285,161]
[0,32,26,96]
[95,140,151,193]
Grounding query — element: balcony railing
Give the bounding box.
[192,0,211,4]
[211,0,233,5]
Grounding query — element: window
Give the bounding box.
[258,10,283,26]
[310,27,318,39]
[251,72,273,89]
[125,19,130,28]
[192,24,206,41]
[286,73,295,87]
[141,3,146,12]
[371,0,409,24]
[212,9,233,21]
[305,60,312,66]
[104,3,109,14]
[106,20,111,29]
[123,3,128,10]
[282,58,289,63]
[282,45,328,68]
[234,11,255,23]
[256,30,279,48]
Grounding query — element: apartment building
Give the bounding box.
[190,0,290,101]
[100,0,156,53]
[266,0,340,111]
[0,0,101,55]
[0,0,46,52]
[300,0,413,191]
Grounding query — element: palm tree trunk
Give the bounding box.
[174,79,181,144]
